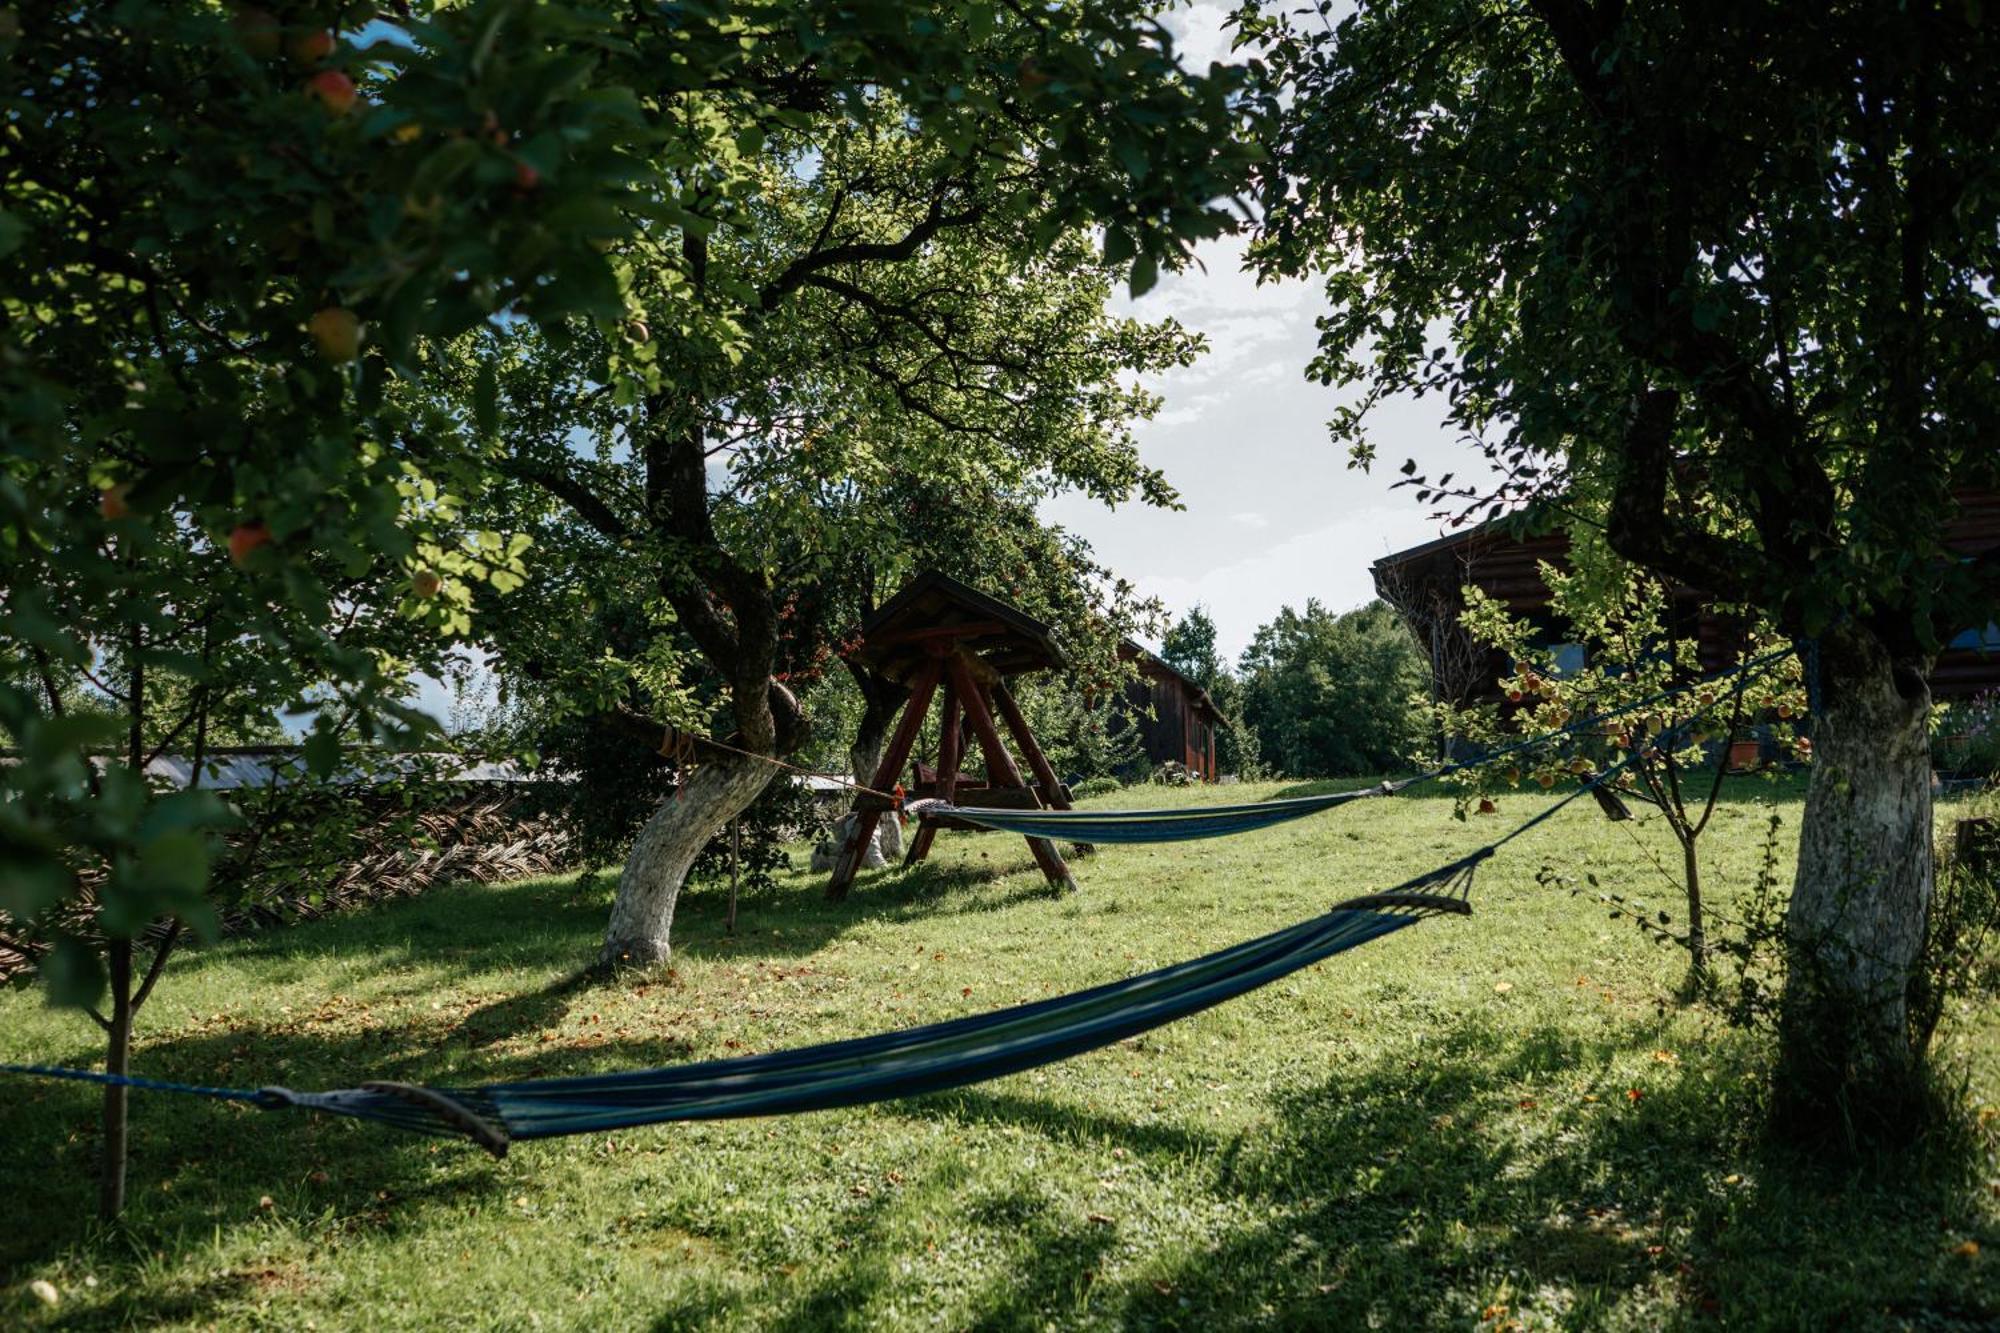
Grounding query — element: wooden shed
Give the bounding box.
[1371,489,2000,702]
[1116,641,1224,782]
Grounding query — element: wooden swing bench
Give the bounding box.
[825,572,1081,898]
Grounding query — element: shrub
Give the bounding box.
[1933,691,2000,777]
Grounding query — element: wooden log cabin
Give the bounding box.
[1116,640,1224,782]
[1371,491,2000,703]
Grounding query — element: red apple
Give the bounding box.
[99,482,132,520]
[308,306,362,362]
[306,69,357,115]
[512,160,541,192]
[287,26,335,67]
[228,521,270,565]
[411,568,442,599]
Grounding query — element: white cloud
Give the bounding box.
[1162,1,1244,73]
[1229,511,1270,529]
[1129,508,1456,662]
[1149,390,1228,428]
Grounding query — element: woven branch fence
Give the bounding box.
[0,790,580,984]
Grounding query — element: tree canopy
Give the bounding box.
[1237,600,1426,778]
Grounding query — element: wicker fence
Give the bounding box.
[0,788,580,984]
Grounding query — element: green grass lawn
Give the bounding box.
[3,777,1997,1330]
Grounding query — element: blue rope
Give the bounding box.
[1794,636,1823,722]
[0,1062,278,1106]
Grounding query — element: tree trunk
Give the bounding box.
[600,752,774,970]
[849,702,904,861]
[1779,624,1935,1139]
[1680,831,1707,982]
[100,938,132,1221]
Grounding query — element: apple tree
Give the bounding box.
[1243,0,2000,1137]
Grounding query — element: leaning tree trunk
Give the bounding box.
[849,731,903,861]
[846,665,909,861]
[1779,624,1935,1139]
[600,752,774,970]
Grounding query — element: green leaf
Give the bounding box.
[42,937,106,1011]
[1128,251,1159,298]
[303,727,342,779]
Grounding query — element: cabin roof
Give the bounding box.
[850,571,1066,684]
[1119,640,1223,722]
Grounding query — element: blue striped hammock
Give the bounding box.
[3,854,1481,1156]
[905,780,1407,844]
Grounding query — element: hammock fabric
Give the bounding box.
[1,855,1482,1156]
[906,780,1407,844]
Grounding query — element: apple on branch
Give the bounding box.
[228,521,271,566]
[309,306,362,362]
[306,70,357,116]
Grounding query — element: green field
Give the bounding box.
[3,779,1996,1330]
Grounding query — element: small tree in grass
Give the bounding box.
[1435,560,1807,981]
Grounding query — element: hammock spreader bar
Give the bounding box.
[1,855,1483,1154]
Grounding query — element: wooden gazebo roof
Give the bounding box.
[848,572,1066,686]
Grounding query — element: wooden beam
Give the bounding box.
[826,658,941,901]
[945,653,1073,891]
[905,685,961,866]
[863,619,1007,648]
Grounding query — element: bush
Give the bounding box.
[1072,776,1124,799]
[1933,691,2000,777]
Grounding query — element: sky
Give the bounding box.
[1038,2,1477,664]
[1042,237,1474,664]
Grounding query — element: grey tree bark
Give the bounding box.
[599,752,774,969]
[848,732,903,859]
[1780,624,1935,1130]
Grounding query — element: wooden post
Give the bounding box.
[827,658,942,900]
[905,685,961,865]
[726,819,739,935]
[945,653,1073,891]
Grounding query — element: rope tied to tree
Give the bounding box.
[655,720,903,804]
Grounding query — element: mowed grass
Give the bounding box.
[2,778,1997,1330]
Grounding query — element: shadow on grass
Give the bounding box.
[6,815,1991,1328]
[6,999,1993,1328]
[639,1012,1997,1330]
